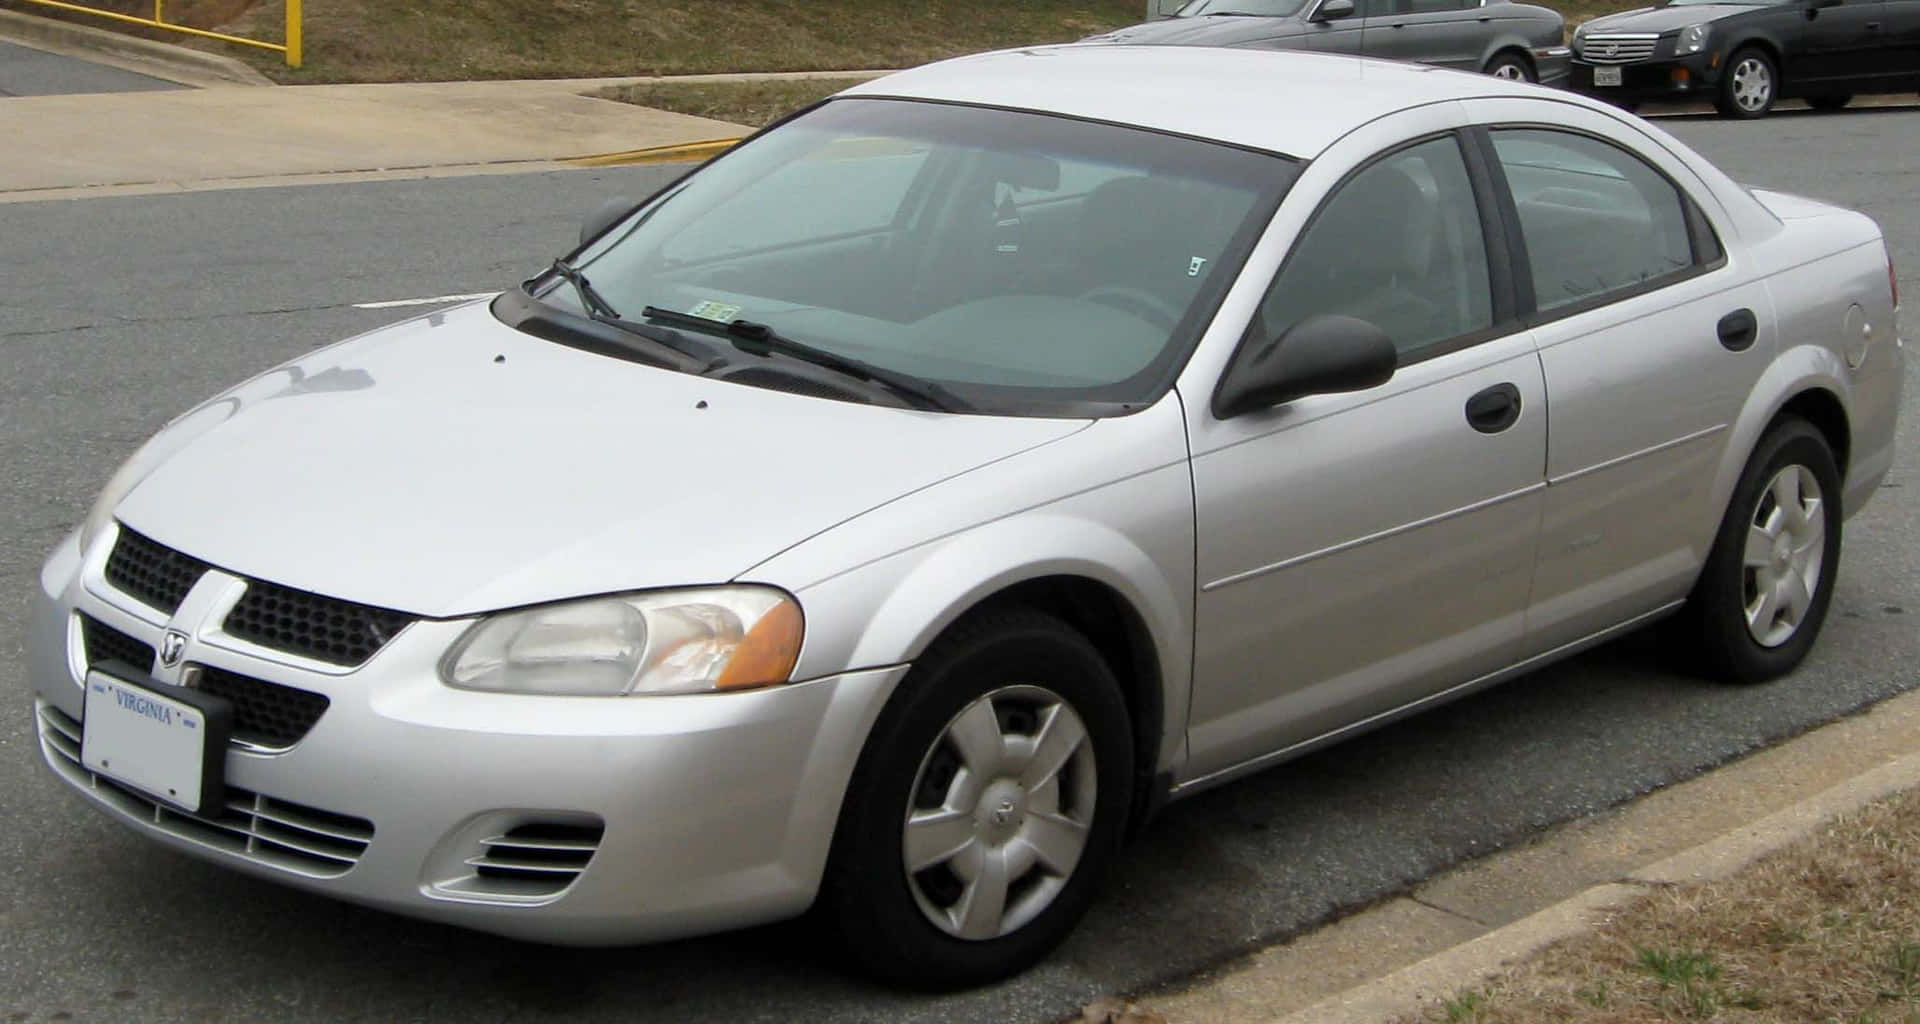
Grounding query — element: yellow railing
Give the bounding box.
[15,0,301,67]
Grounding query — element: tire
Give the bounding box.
[820,608,1134,988]
[1806,93,1852,111]
[1715,47,1777,118]
[1484,52,1535,83]
[1680,417,1843,684]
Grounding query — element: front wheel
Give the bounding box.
[1715,47,1777,118]
[1680,417,1842,683]
[1484,53,1535,83]
[821,609,1134,989]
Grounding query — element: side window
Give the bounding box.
[1256,135,1494,360]
[1489,129,1706,313]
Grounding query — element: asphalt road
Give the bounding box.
[0,39,179,97]
[3,108,1917,1024]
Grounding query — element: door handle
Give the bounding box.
[1465,383,1522,434]
[1717,308,1758,352]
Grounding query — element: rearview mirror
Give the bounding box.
[579,196,639,248]
[1312,0,1357,22]
[1212,313,1397,419]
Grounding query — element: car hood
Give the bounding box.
[1581,4,1753,32]
[114,301,1088,618]
[1082,16,1308,45]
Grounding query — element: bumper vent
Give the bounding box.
[36,704,373,877]
[466,821,605,898]
[104,527,208,614]
[191,665,330,749]
[80,615,157,675]
[224,579,415,667]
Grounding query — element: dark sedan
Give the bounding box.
[1082,0,1572,85]
[1570,0,1920,117]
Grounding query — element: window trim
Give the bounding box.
[1211,130,1524,419]
[1464,124,1730,329]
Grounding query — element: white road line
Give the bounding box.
[352,292,495,310]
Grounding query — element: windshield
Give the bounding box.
[1173,0,1309,17]
[528,98,1295,416]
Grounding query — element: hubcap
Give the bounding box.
[1492,63,1526,80]
[902,684,1097,940]
[1731,57,1772,111]
[1742,465,1824,647]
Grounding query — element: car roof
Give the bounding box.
[842,45,1544,160]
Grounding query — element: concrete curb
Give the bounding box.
[0,6,271,88]
[1277,749,1920,1023]
[568,138,741,167]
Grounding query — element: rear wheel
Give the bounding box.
[1806,93,1852,111]
[821,609,1133,989]
[1715,47,1777,118]
[1680,417,1842,683]
[1484,52,1535,82]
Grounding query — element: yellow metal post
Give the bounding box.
[153,0,162,24]
[286,0,302,68]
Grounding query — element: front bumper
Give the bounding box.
[1568,52,1722,104]
[28,528,904,945]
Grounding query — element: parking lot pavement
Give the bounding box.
[0,38,180,96]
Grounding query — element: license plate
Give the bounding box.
[1593,66,1623,87]
[81,671,231,813]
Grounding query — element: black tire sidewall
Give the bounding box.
[1688,418,1842,683]
[821,610,1133,989]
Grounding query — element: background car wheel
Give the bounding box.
[1805,93,1852,111]
[1484,52,1535,83]
[1680,417,1842,684]
[1715,47,1777,118]
[821,608,1134,989]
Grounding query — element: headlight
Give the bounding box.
[1678,23,1710,54]
[441,586,804,697]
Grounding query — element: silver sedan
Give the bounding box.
[27,47,1903,989]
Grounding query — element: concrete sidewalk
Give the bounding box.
[0,77,751,200]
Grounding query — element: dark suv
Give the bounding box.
[1569,0,1920,118]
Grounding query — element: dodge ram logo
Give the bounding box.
[159,630,187,668]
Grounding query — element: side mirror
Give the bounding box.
[1212,313,1397,419]
[1312,0,1357,22]
[579,196,639,248]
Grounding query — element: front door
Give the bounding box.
[1184,133,1546,782]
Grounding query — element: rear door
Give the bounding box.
[1363,0,1494,70]
[1463,103,1774,654]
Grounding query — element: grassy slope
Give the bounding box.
[1,0,1652,85]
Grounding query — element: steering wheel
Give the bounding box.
[1078,285,1182,330]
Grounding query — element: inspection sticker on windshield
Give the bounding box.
[688,300,742,322]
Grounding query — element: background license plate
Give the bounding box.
[1594,66,1623,87]
[81,672,228,813]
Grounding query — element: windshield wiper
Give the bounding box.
[549,258,619,319]
[538,260,729,368]
[639,305,968,412]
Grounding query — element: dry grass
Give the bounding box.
[591,78,864,128]
[1410,787,1920,1023]
[163,0,1144,83]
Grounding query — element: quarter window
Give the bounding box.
[1256,135,1494,360]
[1489,129,1707,313]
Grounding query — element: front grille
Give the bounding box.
[224,580,414,668]
[1578,34,1659,64]
[36,704,373,877]
[465,822,604,898]
[192,665,330,749]
[80,615,157,675]
[104,528,208,614]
